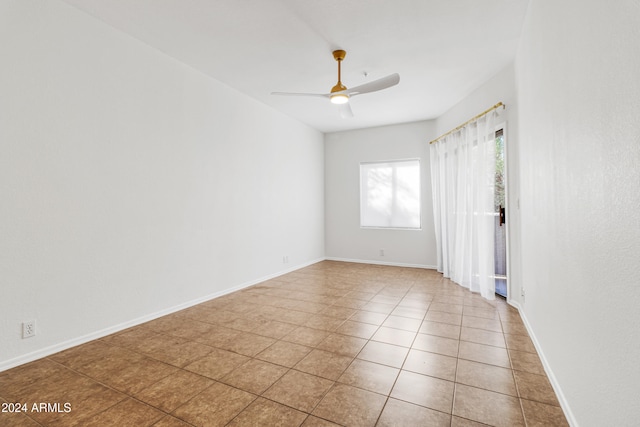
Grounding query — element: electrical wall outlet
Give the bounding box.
[283,255,289,264]
[380,249,385,256]
[22,320,36,339]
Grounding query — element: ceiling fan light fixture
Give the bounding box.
[330,93,349,104]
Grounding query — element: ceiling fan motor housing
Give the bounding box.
[331,82,347,93]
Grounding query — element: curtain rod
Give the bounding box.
[429,102,505,144]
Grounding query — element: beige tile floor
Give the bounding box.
[0,261,569,426]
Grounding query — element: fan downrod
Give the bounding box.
[330,50,348,97]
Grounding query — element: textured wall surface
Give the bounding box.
[0,0,324,368]
[325,121,438,267]
[515,1,640,425]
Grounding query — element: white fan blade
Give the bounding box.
[271,91,329,98]
[338,103,353,119]
[346,73,400,97]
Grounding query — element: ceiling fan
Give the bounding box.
[271,50,400,118]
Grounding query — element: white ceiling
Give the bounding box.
[61,0,529,133]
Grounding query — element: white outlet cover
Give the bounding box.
[22,320,36,338]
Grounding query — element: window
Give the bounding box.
[360,159,421,229]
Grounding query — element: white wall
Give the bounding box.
[434,63,522,304]
[515,1,640,425]
[324,120,438,268]
[0,0,324,369]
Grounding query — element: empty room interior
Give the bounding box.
[1,1,638,426]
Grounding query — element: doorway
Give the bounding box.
[494,128,507,298]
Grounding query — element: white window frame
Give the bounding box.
[359,159,422,230]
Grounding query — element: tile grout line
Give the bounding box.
[2,263,565,426]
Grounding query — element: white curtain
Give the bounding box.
[430,109,500,300]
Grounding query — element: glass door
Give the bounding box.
[494,129,507,297]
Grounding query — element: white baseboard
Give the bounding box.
[325,257,437,270]
[509,301,577,427]
[0,258,324,373]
